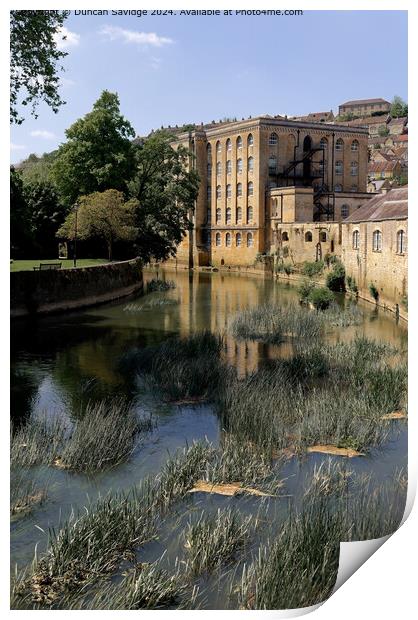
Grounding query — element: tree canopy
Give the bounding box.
[390,96,408,119]
[10,167,32,257]
[52,91,136,207]
[10,10,69,124]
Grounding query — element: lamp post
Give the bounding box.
[73,201,79,268]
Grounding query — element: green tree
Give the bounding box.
[10,167,32,257]
[19,151,58,185]
[10,10,69,124]
[390,96,408,118]
[24,179,66,257]
[128,131,200,263]
[57,190,137,261]
[52,91,136,207]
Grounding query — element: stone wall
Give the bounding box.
[11,258,143,318]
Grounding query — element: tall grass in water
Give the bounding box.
[11,416,66,468]
[10,470,47,516]
[59,398,153,473]
[146,279,176,293]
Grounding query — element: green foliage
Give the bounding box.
[326,262,345,292]
[18,151,58,185]
[308,287,334,311]
[10,11,68,124]
[301,260,324,277]
[378,126,389,137]
[390,96,408,119]
[146,279,176,293]
[52,91,136,207]
[10,167,32,257]
[297,279,316,302]
[346,275,359,294]
[369,283,379,301]
[24,178,66,257]
[401,295,408,311]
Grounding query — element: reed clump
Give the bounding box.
[11,416,66,468]
[146,279,176,293]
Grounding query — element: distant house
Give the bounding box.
[293,111,335,123]
[387,117,407,136]
[338,98,391,117]
[368,160,402,181]
[367,179,392,193]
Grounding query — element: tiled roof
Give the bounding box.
[369,160,399,173]
[344,187,407,222]
[340,98,390,107]
[393,134,408,142]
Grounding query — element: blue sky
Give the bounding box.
[10,10,408,162]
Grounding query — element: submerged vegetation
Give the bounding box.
[146,278,176,293]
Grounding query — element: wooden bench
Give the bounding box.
[33,262,62,271]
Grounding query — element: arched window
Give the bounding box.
[216,185,221,199]
[268,132,278,146]
[226,160,232,175]
[207,186,212,201]
[237,136,243,150]
[236,232,242,247]
[397,229,406,254]
[207,143,212,160]
[336,138,344,151]
[350,161,358,176]
[350,185,358,193]
[320,231,327,242]
[226,207,232,224]
[206,208,211,223]
[215,232,221,247]
[247,232,254,247]
[216,161,222,176]
[207,162,212,175]
[248,181,254,196]
[268,155,277,173]
[236,207,242,222]
[216,140,221,155]
[216,208,221,224]
[226,138,232,152]
[226,184,232,199]
[226,232,232,247]
[372,230,382,252]
[320,137,328,150]
[352,230,360,249]
[237,158,243,174]
[334,184,342,192]
[305,231,313,242]
[335,160,343,175]
[247,206,253,222]
[237,182,243,197]
[341,204,350,219]
[248,156,254,172]
[247,133,254,147]
[282,231,289,241]
[351,140,359,152]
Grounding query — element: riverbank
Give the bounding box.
[10,258,143,318]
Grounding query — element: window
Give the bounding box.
[226,138,232,152]
[236,206,242,222]
[216,185,221,199]
[216,162,222,176]
[226,184,232,199]
[350,161,358,176]
[341,204,350,219]
[216,232,221,246]
[207,186,212,201]
[305,231,313,242]
[216,208,221,224]
[334,184,342,192]
[335,160,343,175]
[397,229,406,254]
[237,158,243,174]
[207,143,212,160]
[226,160,232,175]
[336,138,344,151]
[247,206,253,222]
[248,133,254,147]
[236,232,242,247]
[282,231,289,241]
[207,208,211,223]
[216,141,221,155]
[320,137,328,150]
[247,232,254,247]
[248,156,254,172]
[226,232,232,247]
[351,140,359,152]
[226,207,232,224]
[268,155,277,173]
[372,229,382,252]
[320,231,327,242]
[237,182,243,197]
[207,162,212,176]
[237,136,243,150]
[352,230,360,249]
[350,185,358,193]
[248,181,254,196]
[268,132,278,146]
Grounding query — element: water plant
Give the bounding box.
[369,282,379,301]
[11,415,66,468]
[308,286,334,311]
[146,279,176,293]
[301,260,324,277]
[326,262,345,292]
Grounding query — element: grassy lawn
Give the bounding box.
[10,259,109,272]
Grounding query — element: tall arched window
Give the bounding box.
[237,158,243,174]
[226,138,232,152]
[206,208,211,223]
[226,207,232,224]
[320,137,328,150]
[268,155,277,173]
[226,160,232,175]
[248,181,254,196]
[207,162,212,175]
[216,140,221,155]
[334,184,342,192]
[216,161,222,176]
[353,229,360,249]
[237,136,243,150]
[247,206,253,222]
[335,160,343,175]
[236,207,242,222]
[237,182,243,197]
[320,231,327,242]
[226,184,232,199]
[216,185,221,199]
[215,232,221,246]
[341,204,350,219]
[305,231,313,242]
[350,161,358,176]
[207,186,212,201]
[226,232,232,247]
[207,143,212,160]
[351,140,359,152]
[236,232,242,247]
[282,231,289,241]
[268,132,278,145]
[372,230,382,252]
[247,232,254,247]
[216,208,221,223]
[248,156,254,172]
[336,138,344,151]
[247,133,254,147]
[397,229,406,254]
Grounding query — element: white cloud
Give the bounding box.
[99,25,173,47]
[61,77,76,88]
[54,26,80,50]
[10,143,27,151]
[30,130,56,140]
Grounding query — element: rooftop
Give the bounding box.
[340,98,391,107]
[344,187,407,223]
